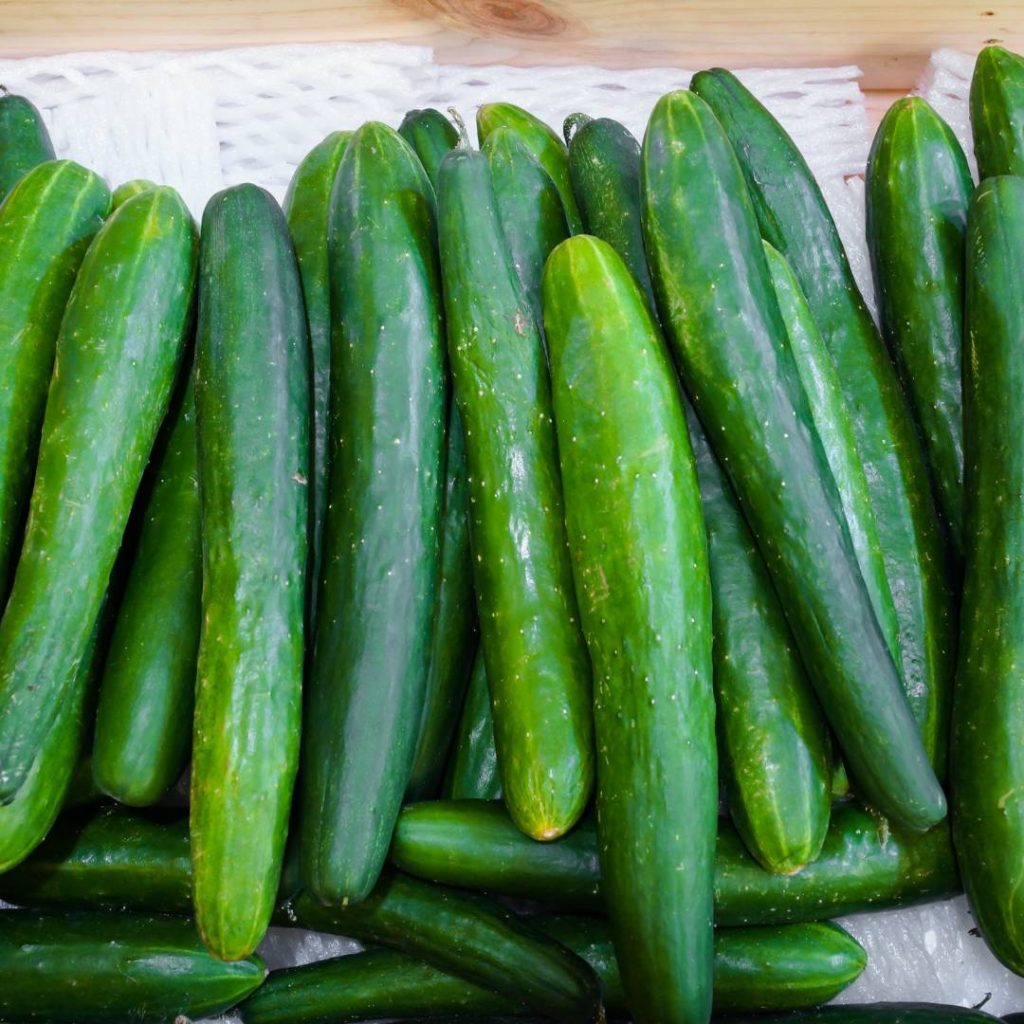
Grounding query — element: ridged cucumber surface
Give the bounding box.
[0,93,54,200]
[971,45,1024,180]
[111,178,157,208]
[398,108,459,186]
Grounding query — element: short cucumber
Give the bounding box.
[437,145,593,840]
[971,45,1024,180]
[399,108,459,186]
[0,93,54,200]
[193,183,309,960]
[717,1006,1001,1024]
[443,648,502,801]
[111,178,157,208]
[0,186,196,803]
[867,97,972,560]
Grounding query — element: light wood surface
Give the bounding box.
[0,1,1019,90]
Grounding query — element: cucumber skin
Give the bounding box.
[389,800,960,926]
[0,185,196,803]
[0,160,111,601]
[398,108,459,186]
[444,646,502,801]
[954,175,1024,975]
[641,88,944,833]
[283,130,351,631]
[971,45,1024,180]
[193,183,309,960]
[867,97,971,562]
[300,124,446,904]
[437,147,593,840]
[544,235,715,1024]
[718,1007,1001,1024]
[692,68,955,778]
[0,94,55,200]
[111,178,157,208]
[0,910,265,1022]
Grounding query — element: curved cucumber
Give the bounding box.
[0,93,54,200]
[954,174,1024,974]
[111,178,157,208]
[444,647,501,801]
[193,184,308,960]
[437,146,593,840]
[0,160,110,601]
[867,97,971,561]
[718,1006,1001,1024]
[692,68,955,778]
[399,108,459,186]
[971,45,1024,180]
[544,234,715,1024]
[0,186,196,804]
[0,910,265,1021]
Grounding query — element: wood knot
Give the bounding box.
[412,0,569,39]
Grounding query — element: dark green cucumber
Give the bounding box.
[641,88,944,832]
[390,800,960,926]
[971,45,1024,180]
[399,108,459,186]
[692,68,955,778]
[867,97,971,560]
[284,129,351,631]
[0,910,265,1021]
[0,186,196,803]
[444,647,502,801]
[719,1007,1001,1024]
[0,93,54,201]
[953,174,1024,974]
[544,234,715,1024]
[0,160,110,601]
[111,178,157,208]
[437,145,593,841]
[477,102,583,234]
[193,183,308,960]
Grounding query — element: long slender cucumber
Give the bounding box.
[444,648,502,801]
[399,108,459,186]
[0,92,54,200]
[971,45,1024,180]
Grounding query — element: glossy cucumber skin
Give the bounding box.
[0,94,55,200]
[0,186,196,803]
[692,68,955,778]
[283,130,351,630]
[953,175,1024,974]
[544,235,715,1024]
[719,1007,1001,1024]
[193,184,309,960]
[477,102,584,233]
[641,88,944,832]
[971,45,1024,180]
[0,910,266,1022]
[867,98,971,561]
[389,800,960,926]
[444,646,502,801]
[437,147,593,840]
[300,123,446,903]
[399,108,459,186]
[111,178,157,208]
[0,160,111,601]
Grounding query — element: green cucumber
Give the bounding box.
[477,102,583,233]
[867,97,971,560]
[399,108,459,186]
[641,88,944,832]
[437,144,593,841]
[692,68,955,777]
[444,648,502,801]
[284,130,351,630]
[193,183,308,960]
[718,1007,1001,1024]
[544,234,715,1024]
[0,910,265,1021]
[0,185,196,803]
[111,178,157,208]
[971,45,1024,180]
[390,800,960,926]
[0,160,110,601]
[0,93,54,200]
[953,174,1024,974]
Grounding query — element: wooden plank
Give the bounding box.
[0,0,1017,90]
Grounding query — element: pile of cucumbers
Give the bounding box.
[1,40,1024,1024]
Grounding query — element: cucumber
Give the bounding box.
[0,93,54,200]
[971,45,1024,180]
[193,183,308,960]
[0,910,265,1021]
[691,68,955,777]
[867,97,972,560]
[111,178,157,208]
[0,160,110,601]
[437,144,593,841]
[718,1007,1001,1024]
[544,234,715,1024]
[389,800,960,926]
[300,123,447,903]
[641,88,944,832]
[91,370,201,806]
[284,130,351,630]
[399,108,459,186]
[953,174,1024,974]
[0,185,196,803]
[443,647,502,801]
[477,102,583,233]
